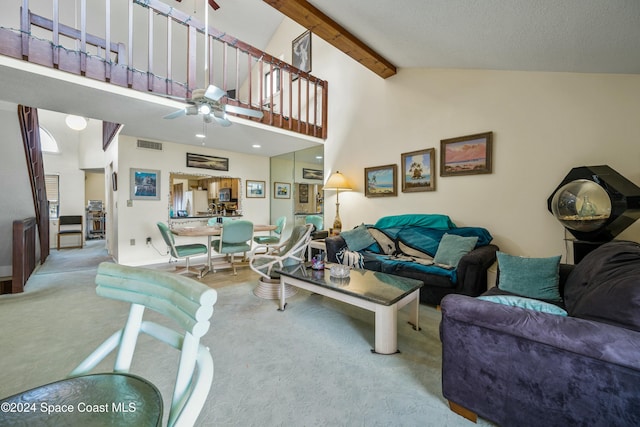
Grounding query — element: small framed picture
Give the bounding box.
[130,168,161,200]
[365,164,397,197]
[401,148,436,192]
[440,131,493,176]
[274,182,291,199]
[302,168,323,180]
[292,30,312,73]
[246,180,265,198]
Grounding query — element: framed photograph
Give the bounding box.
[292,30,312,73]
[365,164,397,197]
[302,168,323,180]
[186,152,229,171]
[299,183,309,203]
[274,182,291,199]
[246,180,265,198]
[130,168,160,200]
[401,148,436,192]
[440,131,493,176]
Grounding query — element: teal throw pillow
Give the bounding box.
[496,251,562,302]
[341,224,376,252]
[478,295,567,316]
[433,234,478,268]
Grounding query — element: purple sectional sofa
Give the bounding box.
[440,240,640,426]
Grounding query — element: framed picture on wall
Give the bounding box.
[186,152,229,171]
[292,30,312,73]
[299,183,309,203]
[246,180,265,198]
[130,168,160,200]
[364,164,397,197]
[440,131,493,176]
[274,182,291,199]
[401,148,436,192]
[302,168,323,180]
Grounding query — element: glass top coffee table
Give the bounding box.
[276,263,424,354]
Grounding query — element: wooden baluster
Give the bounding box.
[278,63,283,127]
[321,81,328,138]
[296,73,301,133]
[235,47,240,100]
[52,0,59,67]
[268,62,274,126]
[80,0,86,75]
[128,0,133,87]
[105,0,111,80]
[258,59,264,112]
[147,7,154,91]
[21,0,29,59]
[166,14,172,95]
[222,42,228,92]
[288,70,293,130]
[247,54,253,108]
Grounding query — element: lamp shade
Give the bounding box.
[324,171,352,191]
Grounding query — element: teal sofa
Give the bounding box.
[325,214,498,305]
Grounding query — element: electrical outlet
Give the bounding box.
[146,237,152,245]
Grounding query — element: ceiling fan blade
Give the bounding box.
[163,108,187,119]
[212,110,232,127]
[224,104,264,119]
[204,85,226,101]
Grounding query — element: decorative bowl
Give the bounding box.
[329,264,351,278]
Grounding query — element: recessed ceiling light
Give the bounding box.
[195,133,206,138]
[315,156,323,159]
[65,115,87,131]
[252,144,261,148]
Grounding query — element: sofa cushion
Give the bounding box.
[433,234,478,267]
[367,227,397,255]
[341,224,376,252]
[478,295,568,316]
[373,214,456,230]
[496,251,562,302]
[564,240,640,332]
[335,247,365,268]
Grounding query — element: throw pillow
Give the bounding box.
[478,295,568,316]
[335,247,365,268]
[340,224,376,252]
[367,227,397,255]
[496,252,562,303]
[433,234,478,268]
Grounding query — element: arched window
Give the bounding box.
[40,126,59,153]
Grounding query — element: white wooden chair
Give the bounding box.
[69,262,218,427]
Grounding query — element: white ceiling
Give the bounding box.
[1,0,638,160]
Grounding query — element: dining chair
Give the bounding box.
[250,223,314,299]
[57,215,84,249]
[210,220,254,274]
[157,222,208,278]
[305,215,324,232]
[253,215,286,253]
[0,262,217,427]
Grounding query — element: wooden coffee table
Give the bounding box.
[276,263,423,354]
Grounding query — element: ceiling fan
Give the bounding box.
[163,84,264,127]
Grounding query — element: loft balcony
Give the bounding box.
[0,0,327,140]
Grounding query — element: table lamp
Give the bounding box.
[323,171,352,234]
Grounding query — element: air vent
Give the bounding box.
[137,140,163,151]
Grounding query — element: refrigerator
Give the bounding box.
[184,190,209,216]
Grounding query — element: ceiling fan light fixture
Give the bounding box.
[199,104,211,115]
[203,114,214,124]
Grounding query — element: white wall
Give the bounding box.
[0,102,35,277]
[268,19,640,260]
[116,135,270,266]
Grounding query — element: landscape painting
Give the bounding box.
[401,148,436,192]
[440,131,493,176]
[186,152,229,171]
[365,164,397,197]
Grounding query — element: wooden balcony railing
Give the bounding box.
[0,0,327,139]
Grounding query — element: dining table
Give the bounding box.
[171,223,276,276]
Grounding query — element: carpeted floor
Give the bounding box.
[0,240,493,426]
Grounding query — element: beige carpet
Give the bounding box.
[0,240,492,426]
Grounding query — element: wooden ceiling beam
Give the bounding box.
[263,0,397,79]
